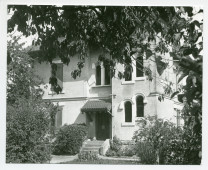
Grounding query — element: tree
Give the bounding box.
[7,6,203,163]
[6,35,58,163]
[7,6,202,96]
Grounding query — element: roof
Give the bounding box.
[81,100,112,113]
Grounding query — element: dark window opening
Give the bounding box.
[50,63,63,93]
[136,56,143,77]
[124,56,132,81]
[125,101,132,122]
[136,96,144,117]
[105,65,111,85]
[96,65,101,85]
[124,65,132,81]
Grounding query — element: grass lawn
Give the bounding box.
[62,159,141,164]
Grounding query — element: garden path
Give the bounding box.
[50,154,78,163]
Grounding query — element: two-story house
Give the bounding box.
[33,40,183,141]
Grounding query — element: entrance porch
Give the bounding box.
[81,100,112,140]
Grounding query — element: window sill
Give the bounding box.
[48,90,65,95]
[121,122,135,127]
[135,117,145,120]
[92,85,111,88]
[135,77,146,81]
[121,81,135,85]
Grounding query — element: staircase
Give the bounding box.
[80,140,104,155]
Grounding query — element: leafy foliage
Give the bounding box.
[135,141,157,164]
[133,116,201,164]
[52,124,88,155]
[6,36,58,163]
[78,152,99,161]
[7,6,203,79]
[105,136,122,157]
[8,6,203,163]
[6,99,54,163]
[109,136,122,152]
[105,136,136,157]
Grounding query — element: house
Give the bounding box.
[33,40,183,141]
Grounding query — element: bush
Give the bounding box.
[105,136,122,157]
[133,115,201,165]
[122,145,136,157]
[6,99,56,163]
[78,152,99,161]
[105,149,117,157]
[110,136,122,152]
[135,142,157,164]
[133,116,182,164]
[52,124,88,155]
[106,136,136,157]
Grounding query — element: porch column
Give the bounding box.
[101,62,105,85]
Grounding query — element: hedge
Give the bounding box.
[52,124,88,155]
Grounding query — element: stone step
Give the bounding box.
[84,144,103,147]
[80,150,99,155]
[84,141,104,145]
[81,146,100,151]
[84,143,102,147]
[80,140,105,155]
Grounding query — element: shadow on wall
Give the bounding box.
[74,112,86,124]
[89,86,111,97]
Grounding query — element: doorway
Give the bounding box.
[96,113,111,140]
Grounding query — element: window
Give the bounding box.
[96,65,101,85]
[124,57,133,81]
[50,63,63,94]
[96,62,111,85]
[105,65,110,85]
[136,55,143,77]
[125,101,132,122]
[136,96,144,117]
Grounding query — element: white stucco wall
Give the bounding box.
[33,47,183,141]
[33,50,112,130]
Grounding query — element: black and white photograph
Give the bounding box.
[0,0,207,168]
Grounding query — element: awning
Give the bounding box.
[81,100,112,113]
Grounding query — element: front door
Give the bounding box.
[96,113,110,140]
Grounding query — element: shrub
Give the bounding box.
[164,126,201,165]
[78,152,99,161]
[105,149,117,157]
[133,115,201,165]
[6,99,56,163]
[6,37,58,163]
[52,124,88,155]
[106,136,136,157]
[122,145,136,157]
[136,141,157,164]
[105,136,122,157]
[110,136,122,152]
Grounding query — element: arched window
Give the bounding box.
[125,101,132,122]
[136,55,143,77]
[96,65,101,85]
[136,96,144,117]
